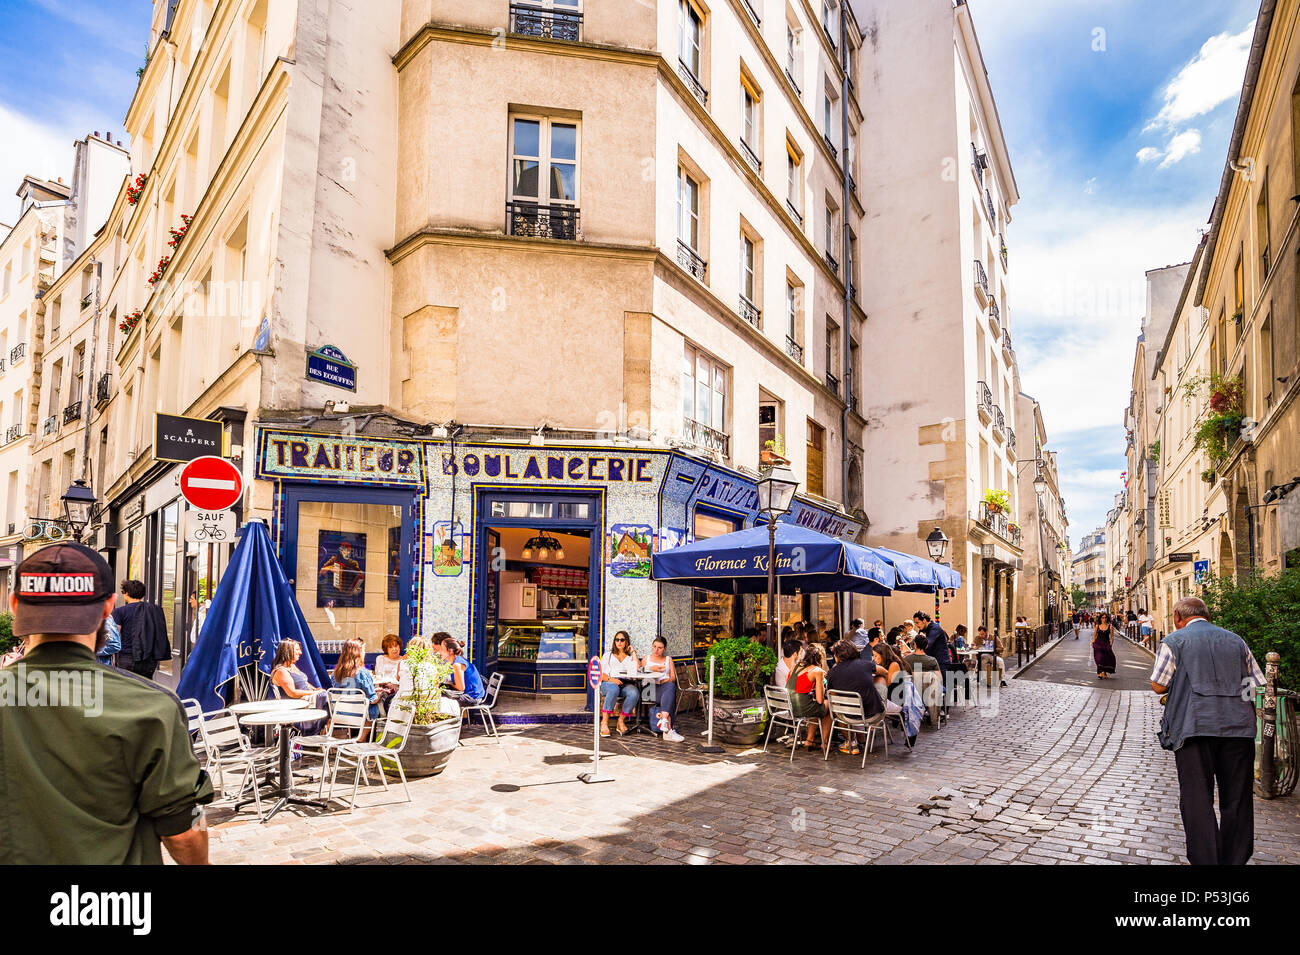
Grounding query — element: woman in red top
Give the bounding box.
[786,642,831,750]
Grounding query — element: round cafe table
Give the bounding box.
[237,708,329,821]
[615,671,668,737]
[228,697,309,714]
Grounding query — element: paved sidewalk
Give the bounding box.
[1017,626,1155,691]
[204,666,1300,864]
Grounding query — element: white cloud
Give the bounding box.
[1159,129,1202,167]
[1136,146,1162,164]
[0,105,78,221]
[1148,21,1254,129]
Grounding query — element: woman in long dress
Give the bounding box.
[1091,612,1117,679]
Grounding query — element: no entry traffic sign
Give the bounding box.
[179,456,243,511]
[587,656,603,689]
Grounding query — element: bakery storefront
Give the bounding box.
[256,427,863,703]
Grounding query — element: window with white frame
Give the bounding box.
[677,166,701,250]
[786,143,802,216]
[740,233,756,303]
[822,1,836,38]
[786,23,798,77]
[825,203,836,259]
[786,281,801,339]
[682,342,728,438]
[823,92,834,141]
[510,116,579,205]
[678,0,703,78]
[742,80,759,150]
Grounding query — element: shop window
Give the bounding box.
[692,511,738,653]
[292,500,408,653]
[490,500,590,520]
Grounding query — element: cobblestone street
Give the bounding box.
[206,637,1300,865]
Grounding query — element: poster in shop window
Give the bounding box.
[317,531,366,608]
[387,526,401,600]
[607,523,655,578]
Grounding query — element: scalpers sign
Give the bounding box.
[261,434,422,485]
[441,451,656,484]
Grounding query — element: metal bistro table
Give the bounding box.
[228,697,309,748]
[237,707,330,821]
[622,671,669,737]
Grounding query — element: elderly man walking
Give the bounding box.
[1151,596,1264,865]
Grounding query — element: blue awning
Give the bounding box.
[177,520,332,711]
[650,522,897,596]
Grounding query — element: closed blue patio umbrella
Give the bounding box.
[177,520,332,711]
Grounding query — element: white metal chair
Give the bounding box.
[329,700,414,812]
[197,709,278,821]
[237,665,269,703]
[181,697,208,765]
[824,689,887,767]
[761,685,807,763]
[676,662,709,714]
[461,672,504,740]
[294,689,369,796]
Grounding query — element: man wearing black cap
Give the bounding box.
[0,543,213,864]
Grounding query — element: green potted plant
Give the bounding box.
[0,611,15,657]
[704,637,776,745]
[982,488,1011,514]
[394,643,462,777]
[760,436,789,468]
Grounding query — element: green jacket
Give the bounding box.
[0,641,214,864]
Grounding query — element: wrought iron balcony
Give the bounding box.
[977,501,1021,548]
[823,134,837,159]
[985,189,996,224]
[4,424,21,444]
[95,373,111,406]
[682,416,730,456]
[850,282,858,302]
[826,371,840,395]
[9,342,25,365]
[740,0,761,27]
[785,336,804,364]
[678,61,708,107]
[0,357,5,375]
[740,138,761,173]
[848,173,857,196]
[973,259,989,300]
[63,400,82,425]
[738,295,761,328]
[42,415,57,435]
[676,240,707,282]
[999,233,1008,267]
[971,142,986,180]
[977,381,994,421]
[506,202,579,241]
[1007,429,1017,456]
[824,251,839,276]
[509,3,582,41]
[786,199,803,226]
[848,388,858,414]
[785,68,801,96]
[992,406,1006,441]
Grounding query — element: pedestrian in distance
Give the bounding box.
[1151,596,1263,865]
[0,543,213,864]
[110,578,172,680]
[1091,612,1117,679]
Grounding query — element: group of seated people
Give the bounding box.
[772,611,1011,754]
[267,631,488,735]
[599,631,684,742]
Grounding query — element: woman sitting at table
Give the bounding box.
[438,636,486,707]
[270,638,328,733]
[599,631,641,737]
[642,635,685,742]
[372,632,404,710]
[787,642,831,751]
[332,638,381,725]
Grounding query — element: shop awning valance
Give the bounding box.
[872,546,962,593]
[650,523,897,596]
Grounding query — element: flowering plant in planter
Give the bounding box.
[118,310,143,335]
[760,435,789,466]
[167,214,193,249]
[1183,373,1244,465]
[148,255,171,286]
[125,173,147,205]
[982,488,1011,514]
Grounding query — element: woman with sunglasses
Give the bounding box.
[599,631,641,737]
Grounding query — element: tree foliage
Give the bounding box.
[1202,568,1300,688]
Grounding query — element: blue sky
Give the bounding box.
[0,0,1260,547]
[964,0,1258,549]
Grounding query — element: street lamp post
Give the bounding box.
[60,479,97,542]
[925,526,950,623]
[756,465,798,648]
